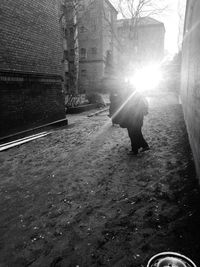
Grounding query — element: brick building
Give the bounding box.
[0,0,66,139]
[117,17,165,70]
[181,0,200,180]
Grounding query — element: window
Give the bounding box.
[91,47,97,55]
[123,20,129,27]
[81,69,87,77]
[107,10,112,23]
[64,28,68,37]
[80,26,85,33]
[64,50,68,60]
[80,48,87,59]
[79,3,85,12]
[91,20,97,32]
[70,49,74,56]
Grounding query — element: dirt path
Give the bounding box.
[0,92,200,267]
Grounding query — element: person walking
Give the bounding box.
[119,86,149,155]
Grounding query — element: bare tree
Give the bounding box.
[102,0,168,75]
[103,0,167,45]
[59,0,79,100]
[117,0,167,48]
[117,0,167,19]
[59,0,168,101]
[59,0,95,107]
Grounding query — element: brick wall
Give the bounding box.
[0,0,66,138]
[0,72,65,138]
[0,0,63,74]
[181,0,200,180]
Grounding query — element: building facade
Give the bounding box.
[0,0,66,139]
[62,0,118,95]
[117,17,165,71]
[79,0,118,93]
[181,0,200,180]
[62,2,165,95]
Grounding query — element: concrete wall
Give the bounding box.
[0,0,65,138]
[181,0,200,180]
[79,61,104,92]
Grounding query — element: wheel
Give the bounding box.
[147,252,197,267]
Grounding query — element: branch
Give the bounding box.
[102,1,124,53]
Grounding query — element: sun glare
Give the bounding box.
[128,65,163,91]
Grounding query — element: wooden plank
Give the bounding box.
[87,107,109,117]
[0,132,50,152]
[0,118,68,142]
[0,132,47,148]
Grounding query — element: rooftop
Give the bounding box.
[117,17,164,27]
[105,0,118,14]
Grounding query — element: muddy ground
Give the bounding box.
[0,92,200,267]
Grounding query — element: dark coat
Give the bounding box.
[109,91,124,124]
[119,91,148,129]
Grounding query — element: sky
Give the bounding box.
[110,0,187,56]
[157,0,187,55]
